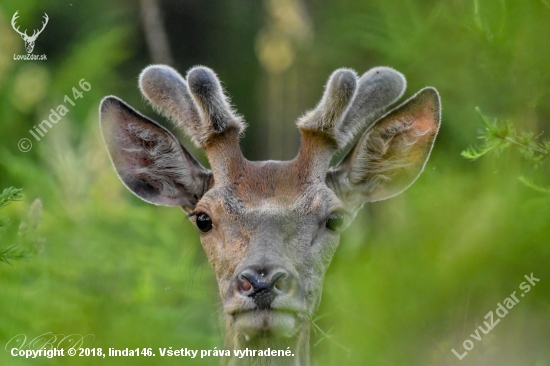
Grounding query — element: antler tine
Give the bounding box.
[11,11,28,37]
[294,67,407,178]
[139,65,203,146]
[297,68,357,146]
[337,67,406,146]
[139,65,246,180]
[186,66,245,146]
[185,66,246,178]
[295,68,358,174]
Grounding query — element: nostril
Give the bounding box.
[271,272,289,293]
[240,280,252,292]
[237,274,253,293]
[274,279,285,293]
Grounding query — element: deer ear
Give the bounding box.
[327,87,440,208]
[99,96,212,210]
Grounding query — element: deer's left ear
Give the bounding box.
[327,87,440,209]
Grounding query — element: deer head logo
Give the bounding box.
[11,11,49,54]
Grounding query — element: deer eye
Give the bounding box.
[196,213,213,233]
[325,211,344,232]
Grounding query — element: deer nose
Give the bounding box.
[236,268,295,309]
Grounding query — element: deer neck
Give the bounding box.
[223,321,310,366]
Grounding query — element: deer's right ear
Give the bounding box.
[99,96,212,211]
[326,88,440,210]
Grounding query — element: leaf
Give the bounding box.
[464,107,549,162]
[519,176,550,194]
[475,107,498,135]
[461,145,490,160]
[0,187,23,208]
[0,244,28,265]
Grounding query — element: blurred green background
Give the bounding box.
[1,0,549,365]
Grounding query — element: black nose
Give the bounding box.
[236,267,294,309]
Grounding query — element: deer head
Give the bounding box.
[11,11,49,54]
[99,65,440,365]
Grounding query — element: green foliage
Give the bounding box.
[0,244,28,264]
[0,188,45,265]
[0,187,29,264]
[462,107,550,193]
[462,107,550,162]
[518,176,550,194]
[0,187,22,208]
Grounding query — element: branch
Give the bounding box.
[0,187,30,265]
[0,244,28,265]
[139,0,174,65]
[461,107,550,161]
[462,108,550,194]
[0,187,23,208]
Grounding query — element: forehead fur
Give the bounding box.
[200,159,338,215]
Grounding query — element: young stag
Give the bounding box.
[99,64,440,365]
